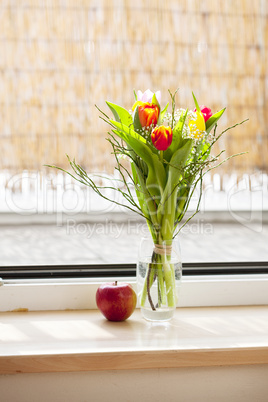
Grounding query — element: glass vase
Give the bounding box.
[137,236,182,321]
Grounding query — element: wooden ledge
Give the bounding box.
[1,306,268,375]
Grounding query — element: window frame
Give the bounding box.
[1,262,268,312]
[0,261,268,280]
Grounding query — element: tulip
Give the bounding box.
[189,111,206,139]
[138,102,159,128]
[151,125,173,151]
[194,105,212,123]
[137,89,161,104]
[132,90,161,111]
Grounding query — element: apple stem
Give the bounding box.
[115,281,118,286]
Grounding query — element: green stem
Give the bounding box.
[157,260,166,305]
[161,253,176,307]
[141,262,156,308]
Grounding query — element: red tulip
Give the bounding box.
[138,102,159,128]
[194,105,212,123]
[151,125,173,151]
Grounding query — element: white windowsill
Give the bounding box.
[1,306,268,375]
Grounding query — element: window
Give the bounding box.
[0,1,267,276]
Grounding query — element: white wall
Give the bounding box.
[1,365,268,402]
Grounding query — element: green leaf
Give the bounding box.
[106,101,133,127]
[200,142,211,160]
[145,152,166,202]
[131,161,160,240]
[192,92,201,113]
[131,162,149,219]
[110,119,146,144]
[110,118,158,155]
[110,123,166,201]
[206,108,225,134]
[157,139,193,238]
[151,93,160,110]
[159,102,169,124]
[164,109,188,161]
[128,137,166,201]
[168,139,193,181]
[132,105,143,133]
[192,139,211,165]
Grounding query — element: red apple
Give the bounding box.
[96,281,137,321]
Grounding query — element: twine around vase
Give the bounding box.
[154,244,172,255]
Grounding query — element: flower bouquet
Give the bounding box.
[48,88,246,321]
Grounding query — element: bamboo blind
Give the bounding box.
[0,0,267,176]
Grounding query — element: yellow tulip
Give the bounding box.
[189,111,206,139]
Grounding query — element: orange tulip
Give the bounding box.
[151,125,173,151]
[137,102,159,128]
